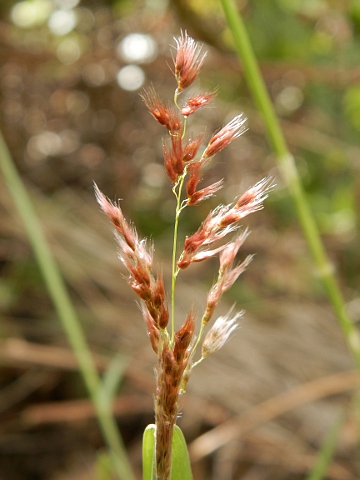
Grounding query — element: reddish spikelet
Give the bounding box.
[155,347,176,480]
[173,310,195,363]
[152,270,169,329]
[202,278,225,325]
[182,134,204,163]
[201,253,252,327]
[174,31,206,92]
[187,179,224,206]
[178,177,272,268]
[219,230,249,273]
[119,240,151,286]
[162,134,184,181]
[128,279,152,302]
[177,227,207,269]
[185,161,202,198]
[141,304,160,353]
[163,142,179,183]
[141,86,181,132]
[203,114,247,158]
[177,205,237,269]
[154,309,195,479]
[220,177,274,226]
[221,255,254,292]
[170,133,184,174]
[94,183,136,250]
[236,176,274,212]
[155,341,190,480]
[181,91,216,116]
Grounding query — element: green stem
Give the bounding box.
[219,0,360,366]
[171,174,186,341]
[0,129,136,480]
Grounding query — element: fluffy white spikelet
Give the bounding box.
[202,307,243,358]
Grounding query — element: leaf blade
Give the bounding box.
[143,424,156,480]
[171,425,193,480]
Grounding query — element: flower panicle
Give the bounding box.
[96,31,274,480]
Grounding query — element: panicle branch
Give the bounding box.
[94,183,169,354]
[177,175,272,270]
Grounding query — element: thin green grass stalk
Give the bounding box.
[0,129,136,480]
[306,413,345,480]
[219,0,360,367]
[171,172,186,342]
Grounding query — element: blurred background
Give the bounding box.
[1,0,360,479]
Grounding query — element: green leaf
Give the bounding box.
[142,424,156,480]
[171,425,193,480]
[142,424,193,480]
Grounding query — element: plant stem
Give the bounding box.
[219,0,360,366]
[171,173,186,341]
[0,129,136,480]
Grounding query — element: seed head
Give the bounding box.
[187,179,224,206]
[94,183,136,250]
[236,176,274,213]
[181,91,217,116]
[182,135,204,163]
[173,310,196,363]
[141,304,160,354]
[203,114,247,158]
[174,31,206,92]
[141,86,181,133]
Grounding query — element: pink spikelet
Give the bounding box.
[174,30,206,92]
[96,31,273,480]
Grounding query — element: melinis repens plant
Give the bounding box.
[95,31,272,480]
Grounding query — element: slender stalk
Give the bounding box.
[219,0,360,367]
[306,413,345,480]
[171,173,186,341]
[0,129,136,480]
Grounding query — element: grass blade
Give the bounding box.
[143,424,156,480]
[0,129,136,480]
[306,413,345,480]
